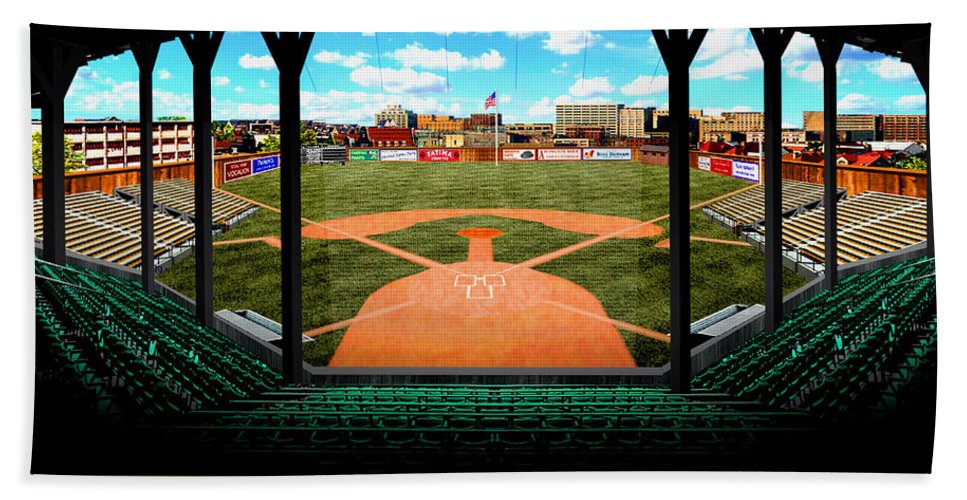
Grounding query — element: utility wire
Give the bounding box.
[374,32,385,93]
[582,31,589,80]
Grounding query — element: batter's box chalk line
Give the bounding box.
[454,274,506,300]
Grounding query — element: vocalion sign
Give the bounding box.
[223,159,252,183]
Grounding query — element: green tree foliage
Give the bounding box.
[895,155,927,171]
[259,135,280,152]
[32,131,86,176]
[300,122,318,145]
[212,121,236,142]
[158,116,187,121]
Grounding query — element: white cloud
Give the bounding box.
[569,76,614,97]
[78,81,139,111]
[527,97,555,118]
[313,50,370,68]
[695,29,751,62]
[723,74,748,81]
[158,69,172,80]
[349,65,447,94]
[620,75,669,95]
[237,103,280,119]
[299,89,458,123]
[234,86,245,94]
[867,57,916,80]
[505,31,539,39]
[782,122,797,129]
[895,94,926,110]
[783,32,818,61]
[239,53,277,70]
[631,99,658,108]
[259,79,270,89]
[604,42,617,49]
[551,68,566,75]
[838,93,885,113]
[76,66,99,80]
[361,32,375,37]
[153,89,193,117]
[692,49,762,80]
[389,43,505,71]
[212,76,230,86]
[542,31,602,55]
[786,60,824,83]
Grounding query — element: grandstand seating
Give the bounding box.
[115,178,257,228]
[695,256,936,424]
[35,260,281,420]
[752,191,928,266]
[703,180,840,232]
[34,191,194,268]
[32,254,937,473]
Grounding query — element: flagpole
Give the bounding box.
[494,88,499,167]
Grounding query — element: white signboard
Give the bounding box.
[698,156,712,172]
[379,149,418,162]
[502,149,537,161]
[537,148,582,161]
[582,148,633,161]
[732,159,760,182]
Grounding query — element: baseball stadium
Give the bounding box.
[29,23,937,474]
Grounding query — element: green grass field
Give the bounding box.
[158,161,807,367]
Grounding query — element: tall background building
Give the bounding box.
[556,104,623,137]
[882,114,927,142]
[374,104,415,128]
[618,107,655,138]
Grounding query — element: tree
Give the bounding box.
[158,116,187,121]
[895,154,927,171]
[32,131,86,176]
[259,135,280,152]
[300,122,318,145]
[212,121,235,142]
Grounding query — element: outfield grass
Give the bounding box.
[158,161,808,367]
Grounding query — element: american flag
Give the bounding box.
[484,91,497,109]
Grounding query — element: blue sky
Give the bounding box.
[42,29,926,128]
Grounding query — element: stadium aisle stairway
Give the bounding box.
[695,256,936,424]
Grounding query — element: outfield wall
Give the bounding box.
[347,146,641,163]
[688,150,927,198]
[32,151,280,199]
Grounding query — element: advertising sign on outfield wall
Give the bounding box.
[251,155,279,174]
[223,159,252,183]
[710,157,733,176]
[379,149,419,162]
[698,156,712,172]
[349,149,379,161]
[582,148,633,161]
[418,149,461,161]
[537,148,582,161]
[502,149,536,161]
[732,159,760,182]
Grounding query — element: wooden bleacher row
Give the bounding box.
[704,180,835,229]
[758,191,927,265]
[115,178,256,227]
[34,192,195,268]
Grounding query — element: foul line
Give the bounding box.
[499,182,763,274]
[303,300,417,338]
[214,188,451,272]
[544,300,670,343]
